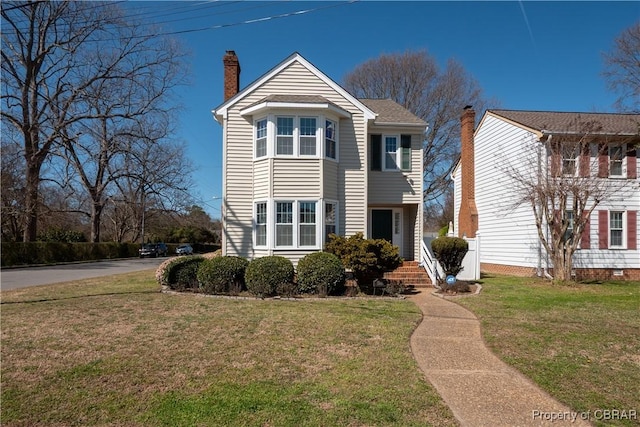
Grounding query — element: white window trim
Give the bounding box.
[561,142,579,177]
[324,119,339,162]
[381,134,411,171]
[298,201,318,247]
[323,200,339,246]
[609,210,626,249]
[609,144,626,178]
[253,200,269,248]
[252,113,339,161]
[275,200,295,248]
[254,117,268,160]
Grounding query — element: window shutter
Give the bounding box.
[580,210,590,249]
[579,143,590,177]
[598,210,608,249]
[627,145,637,179]
[400,134,411,170]
[628,210,637,250]
[371,134,381,171]
[550,141,561,177]
[598,143,608,178]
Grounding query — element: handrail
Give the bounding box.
[420,239,440,286]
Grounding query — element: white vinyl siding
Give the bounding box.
[368,132,422,205]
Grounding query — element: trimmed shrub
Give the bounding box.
[325,232,401,284]
[161,255,205,291]
[296,252,345,296]
[431,236,468,277]
[245,256,294,298]
[197,256,248,295]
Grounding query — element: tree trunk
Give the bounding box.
[23,162,41,242]
[90,202,103,243]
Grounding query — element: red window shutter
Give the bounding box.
[550,141,561,177]
[627,145,637,179]
[598,210,608,249]
[628,210,637,250]
[598,143,608,178]
[579,144,590,177]
[580,210,590,249]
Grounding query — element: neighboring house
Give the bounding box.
[452,107,640,280]
[211,51,427,265]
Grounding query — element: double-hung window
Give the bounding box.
[609,145,624,177]
[255,202,267,247]
[325,120,337,159]
[562,143,579,176]
[563,210,574,243]
[299,118,317,156]
[255,118,268,158]
[325,202,337,240]
[371,134,411,171]
[299,202,316,246]
[610,211,624,248]
[276,117,294,155]
[276,202,293,247]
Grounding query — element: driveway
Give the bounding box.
[0,258,166,291]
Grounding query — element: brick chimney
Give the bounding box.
[458,106,478,238]
[223,50,240,101]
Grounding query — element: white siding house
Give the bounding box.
[212,52,427,265]
[453,108,640,280]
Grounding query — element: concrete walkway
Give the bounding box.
[410,291,592,427]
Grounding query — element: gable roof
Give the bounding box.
[488,109,640,136]
[359,99,427,127]
[212,52,376,122]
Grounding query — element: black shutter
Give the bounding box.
[400,134,411,149]
[371,134,381,171]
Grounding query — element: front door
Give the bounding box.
[371,208,403,254]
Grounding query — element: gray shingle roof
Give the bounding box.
[490,109,640,136]
[359,99,427,126]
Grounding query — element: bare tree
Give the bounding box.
[343,50,491,203]
[505,127,635,282]
[603,21,640,113]
[1,1,188,242]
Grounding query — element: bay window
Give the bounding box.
[299,118,317,156]
[299,202,317,246]
[255,202,267,247]
[325,201,337,240]
[276,117,294,155]
[276,202,293,247]
[325,120,337,159]
[255,118,267,158]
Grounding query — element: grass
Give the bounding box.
[455,275,640,427]
[1,271,457,427]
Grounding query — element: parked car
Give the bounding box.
[176,244,193,255]
[139,244,158,258]
[154,243,168,257]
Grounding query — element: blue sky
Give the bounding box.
[127,1,639,218]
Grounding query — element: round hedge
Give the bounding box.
[245,256,294,298]
[296,252,345,296]
[161,255,205,291]
[197,256,248,295]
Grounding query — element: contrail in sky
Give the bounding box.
[519,0,538,52]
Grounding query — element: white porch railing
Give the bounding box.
[420,237,443,286]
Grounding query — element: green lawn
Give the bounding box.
[1,271,456,427]
[456,275,640,427]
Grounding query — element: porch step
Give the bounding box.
[383,261,433,287]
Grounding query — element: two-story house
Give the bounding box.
[211,51,427,266]
[453,107,640,280]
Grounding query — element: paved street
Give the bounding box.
[0,258,166,291]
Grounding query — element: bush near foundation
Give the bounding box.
[325,233,401,284]
[245,256,294,298]
[197,256,248,295]
[159,256,205,291]
[296,252,346,296]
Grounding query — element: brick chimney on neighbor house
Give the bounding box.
[458,106,478,238]
[223,50,241,101]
